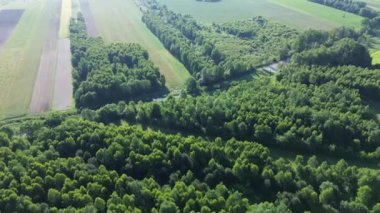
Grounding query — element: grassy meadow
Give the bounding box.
[87,0,191,90]
[157,0,363,30]
[270,0,363,29]
[0,0,60,119]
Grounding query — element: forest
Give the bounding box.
[1,115,380,212]
[82,26,380,161]
[70,15,167,109]
[0,0,379,211]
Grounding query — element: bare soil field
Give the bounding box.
[53,38,73,110]
[0,9,24,49]
[29,0,61,114]
[79,0,98,37]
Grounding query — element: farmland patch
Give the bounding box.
[53,38,73,110]
[0,0,59,119]
[29,0,61,114]
[0,9,23,49]
[157,0,362,30]
[79,0,98,37]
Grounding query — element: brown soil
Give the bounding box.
[29,0,61,114]
[0,9,24,49]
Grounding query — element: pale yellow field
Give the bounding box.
[59,0,72,38]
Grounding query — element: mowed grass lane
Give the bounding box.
[87,0,191,90]
[0,0,59,119]
[158,0,362,30]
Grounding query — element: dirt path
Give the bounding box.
[79,0,98,37]
[53,38,73,110]
[29,0,61,114]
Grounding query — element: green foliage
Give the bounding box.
[70,15,167,109]
[292,38,372,67]
[91,64,380,160]
[0,117,379,212]
[142,5,298,85]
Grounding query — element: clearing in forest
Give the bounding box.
[370,37,380,65]
[84,0,191,90]
[157,0,363,30]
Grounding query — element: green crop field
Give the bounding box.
[363,0,380,11]
[270,0,363,29]
[0,0,27,10]
[0,0,60,119]
[157,0,363,30]
[87,0,191,90]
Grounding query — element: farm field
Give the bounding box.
[0,0,73,119]
[59,0,72,37]
[85,0,191,89]
[0,0,57,118]
[79,0,98,37]
[0,10,23,49]
[157,0,363,30]
[363,0,380,11]
[0,0,27,10]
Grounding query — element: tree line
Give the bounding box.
[70,14,167,109]
[309,0,378,18]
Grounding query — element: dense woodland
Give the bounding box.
[87,64,380,161]
[1,116,380,212]
[142,4,298,85]
[70,15,166,109]
[0,1,379,212]
[84,26,380,161]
